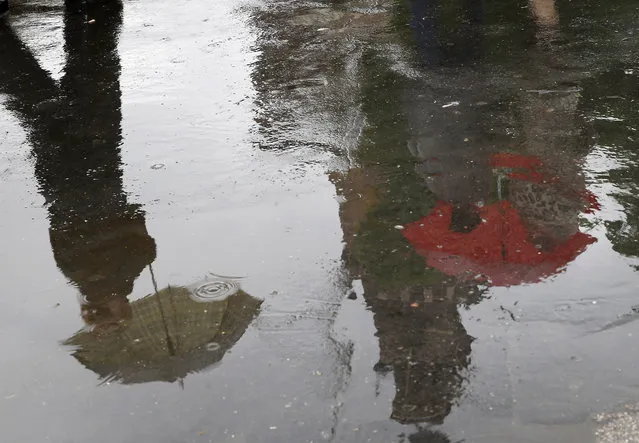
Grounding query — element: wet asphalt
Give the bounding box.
[2,0,639,442]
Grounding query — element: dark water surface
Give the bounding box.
[1,0,639,442]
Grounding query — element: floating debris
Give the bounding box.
[590,116,624,122]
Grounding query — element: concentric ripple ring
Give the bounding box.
[191,279,240,302]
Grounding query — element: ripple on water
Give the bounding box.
[190,278,241,302]
[205,341,221,352]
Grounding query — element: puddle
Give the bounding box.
[2,0,639,442]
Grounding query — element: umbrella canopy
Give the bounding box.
[64,285,261,384]
[403,152,598,286]
[403,201,595,286]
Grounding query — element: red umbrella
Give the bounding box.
[402,153,598,287]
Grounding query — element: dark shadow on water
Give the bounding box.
[408,428,453,443]
[2,0,639,438]
[0,0,156,326]
[1,1,260,385]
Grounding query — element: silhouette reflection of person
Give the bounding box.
[0,0,156,330]
[324,2,490,433]
[331,173,479,429]
[405,0,494,249]
[368,280,477,425]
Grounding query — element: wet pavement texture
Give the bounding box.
[1,0,639,442]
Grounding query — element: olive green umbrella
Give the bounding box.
[64,273,261,385]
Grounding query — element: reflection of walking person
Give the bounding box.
[370,281,476,425]
[52,210,157,330]
[0,1,157,327]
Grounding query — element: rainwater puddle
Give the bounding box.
[2,0,639,443]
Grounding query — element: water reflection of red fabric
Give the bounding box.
[402,201,596,287]
[490,152,548,183]
[490,152,601,213]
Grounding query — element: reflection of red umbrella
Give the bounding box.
[403,201,595,286]
[403,152,598,287]
[490,152,601,213]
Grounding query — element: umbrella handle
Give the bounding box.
[148,264,176,356]
[149,263,160,294]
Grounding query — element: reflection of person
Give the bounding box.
[368,280,476,425]
[404,0,492,215]
[0,1,156,328]
[404,79,497,239]
[331,164,479,426]
[405,0,595,262]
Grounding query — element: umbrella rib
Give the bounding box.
[149,265,176,356]
[167,286,181,351]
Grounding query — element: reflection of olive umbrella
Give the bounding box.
[64,280,261,384]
